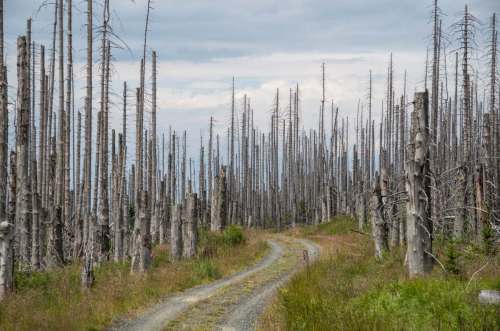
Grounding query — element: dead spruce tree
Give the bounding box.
[183,192,198,258]
[15,36,31,271]
[406,91,433,277]
[0,0,496,301]
[0,0,13,299]
[371,171,388,259]
[170,203,182,260]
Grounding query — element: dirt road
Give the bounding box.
[113,236,320,331]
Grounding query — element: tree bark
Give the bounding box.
[183,193,198,258]
[406,91,433,278]
[170,204,183,260]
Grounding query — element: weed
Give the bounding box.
[193,260,221,281]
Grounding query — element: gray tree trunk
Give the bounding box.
[406,91,433,278]
[211,166,227,232]
[15,36,32,271]
[371,172,388,259]
[170,204,183,260]
[183,193,198,258]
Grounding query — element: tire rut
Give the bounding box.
[217,238,321,331]
[111,239,283,331]
[164,237,320,331]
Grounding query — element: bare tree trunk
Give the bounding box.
[16,36,32,271]
[170,204,182,260]
[55,0,64,232]
[0,156,14,300]
[98,39,110,262]
[131,190,151,273]
[406,91,433,278]
[0,0,12,300]
[151,51,158,243]
[211,167,227,232]
[371,172,388,259]
[82,0,93,248]
[183,193,198,258]
[208,117,213,218]
[30,41,40,270]
[63,0,73,248]
[73,111,82,258]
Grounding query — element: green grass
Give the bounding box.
[0,229,268,331]
[263,217,500,331]
[300,215,355,236]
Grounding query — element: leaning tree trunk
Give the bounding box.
[406,91,433,278]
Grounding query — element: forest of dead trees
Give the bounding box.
[0,0,498,299]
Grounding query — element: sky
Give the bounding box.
[3,0,499,163]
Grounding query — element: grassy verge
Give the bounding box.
[260,216,500,331]
[0,227,268,331]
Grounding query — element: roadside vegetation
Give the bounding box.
[260,216,499,331]
[0,227,267,331]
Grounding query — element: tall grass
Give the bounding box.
[0,229,268,331]
[262,217,500,331]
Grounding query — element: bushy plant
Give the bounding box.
[15,271,52,291]
[444,239,462,276]
[223,225,245,246]
[482,224,496,256]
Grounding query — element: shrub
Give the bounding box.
[223,225,245,246]
[482,224,496,256]
[444,239,462,276]
[15,271,52,291]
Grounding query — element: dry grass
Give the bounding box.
[0,229,268,331]
[259,216,500,331]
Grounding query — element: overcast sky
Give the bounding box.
[3,0,499,162]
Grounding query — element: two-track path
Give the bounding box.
[112,235,320,331]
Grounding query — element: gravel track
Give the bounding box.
[217,238,321,331]
[112,237,320,331]
[111,240,283,331]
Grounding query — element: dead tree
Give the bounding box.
[131,190,151,273]
[183,193,198,258]
[151,51,158,243]
[170,204,182,260]
[15,36,31,271]
[0,0,12,299]
[211,166,227,232]
[406,91,433,277]
[371,172,388,259]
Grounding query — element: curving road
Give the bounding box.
[217,239,320,331]
[112,236,320,331]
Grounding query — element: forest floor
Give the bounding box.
[114,235,320,331]
[258,216,500,331]
[0,228,268,331]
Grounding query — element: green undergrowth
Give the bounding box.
[263,216,499,331]
[0,228,268,331]
[301,215,355,236]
